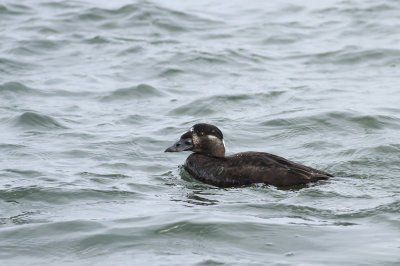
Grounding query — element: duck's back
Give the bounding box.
[184,152,332,187]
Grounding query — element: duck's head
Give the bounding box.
[164,123,225,157]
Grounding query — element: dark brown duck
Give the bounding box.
[165,123,333,187]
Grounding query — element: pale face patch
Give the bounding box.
[207,135,219,142]
[192,132,200,145]
[207,135,224,147]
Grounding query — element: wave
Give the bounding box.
[0,58,36,74]
[0,186,140,204]
[0,82,42,95]
[304,48,400,66]
[10,111,67,130]
[0,81,94,98]
[55,2,222,34]
[101,84,164,101]
[261,111,400,131]
[167,92,285,116]
[0,3,32,16]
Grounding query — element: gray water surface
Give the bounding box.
[1,0,400,265]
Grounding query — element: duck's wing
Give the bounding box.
[184,152,332,187]
[225,152,332,186]
[184,154,246,187]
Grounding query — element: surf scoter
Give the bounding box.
[165,123,332,187]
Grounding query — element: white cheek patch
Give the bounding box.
[207,135,218,141]
[207,135,224,147]
[190,127,194,132]
[192,133,200,145]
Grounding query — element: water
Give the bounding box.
[1,0,400,265]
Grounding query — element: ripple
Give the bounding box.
[159,68,184,77]
[0,58,36,74]
[0,186,140,204]
[261,111,400,132]
[3,169,44,178]
[101,84,165,101]
[0,3,32,16]
[11,111,66,130]
[305,48,400,66]
[168,92,285,116]
[0,82,42,95]
[117,45,144,56]
[84,36,110,44]
[16,39,64,52]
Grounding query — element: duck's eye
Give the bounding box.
[185,140,192,145]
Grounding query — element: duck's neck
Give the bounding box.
[201,139,225,158]
[210,141,225,157]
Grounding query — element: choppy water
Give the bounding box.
[1,0,400,265]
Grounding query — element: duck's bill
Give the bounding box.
[164,138,193,152]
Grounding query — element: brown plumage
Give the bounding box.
[185,152,332,187]
[165,123,332,188]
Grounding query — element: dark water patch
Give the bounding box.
[153,19,187,32]
[185,53,231,65]
[101,84,164,101]
[305,48,400,66]
[301,140,342,150]
[118,114,147,125]
[332,112,400,130]
[11,112,67,130]
[0,3,32,16]
[0,82,42,96]
[0,143,26,150]
[117,45,144,56]
[99,21,120,29]
[269,203,337,220]
[263,34,302,45]
[313,3,397,15]
[0,187,140,204]
[37,26,60,35]
[7,46,40,56]
[79,172,130,179]
[39,1,81,9]
[0,211,44,226]
[0,220,107,257]
[3,169,44,178]
[168,102,215,117]
[168,92,285,117]
[16,39,64,52]
[338,4,396,16]
[150,39,180,45]
[124,2,222,31]
[60,149,95,159]
[0,81,94,98]
[77,12,106,21]
[224,48,273,64]
[69,2,213,34]
[80,4,139,20]
[84,36,110,44]
[97,162,131,170]
[185,192,219,206]
[0,58,36,74]
[159,68,184,77]
[262,111,400,132]
[336,200,400,219]
[347,114,400,130]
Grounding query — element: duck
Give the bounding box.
[165,123,333,187]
